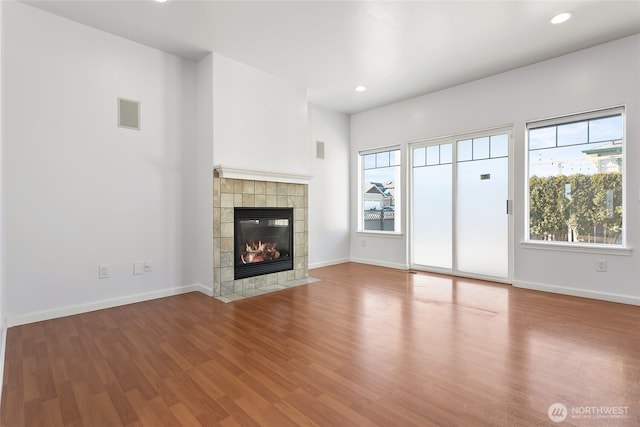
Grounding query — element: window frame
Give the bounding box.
[358,145,402,235]
[524,106,629,253]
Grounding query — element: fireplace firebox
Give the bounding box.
[234,207,294,280]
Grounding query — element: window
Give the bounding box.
[527,108,624,246]
[360,148,401,232]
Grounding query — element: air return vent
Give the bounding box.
[316,141,325,159]
[118,97,140,130]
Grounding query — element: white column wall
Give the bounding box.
[308,103,351,268]
[0,0,6,386]
[196,54,214,294]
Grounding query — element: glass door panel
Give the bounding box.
[412,143,452,268]
[456,156,509,277]
[455,134,509,278]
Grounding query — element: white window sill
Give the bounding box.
[356,231,404,239]
[520,241,632,256]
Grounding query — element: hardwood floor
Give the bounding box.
[2,263,639,426]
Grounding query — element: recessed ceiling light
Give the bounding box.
[551,12,572,24]
[155,0,168,3]
[355,85,367,92]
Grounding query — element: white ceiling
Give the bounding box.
[24,1,640,114]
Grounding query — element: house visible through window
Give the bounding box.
[527,107,624,246]
[360,148,401,232]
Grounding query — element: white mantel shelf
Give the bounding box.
[214,166,313,184]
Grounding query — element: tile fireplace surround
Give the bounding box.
[213,171,309,297]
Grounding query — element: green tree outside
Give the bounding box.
[529,173,622,244]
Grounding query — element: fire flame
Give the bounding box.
[240,241,280,264]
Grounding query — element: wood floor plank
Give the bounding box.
[41,397,65,427]
[169,402,203,427]
[54,381,81,426]
[2,263,639,426]
[213,395,261,427]
[125,389,180,427]
[163,371,229,422]
[71,381,100,426]
[23,398,44,427]
[104,382,140,426]
[272,398,322,427]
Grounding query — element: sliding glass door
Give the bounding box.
[411,131,511,281]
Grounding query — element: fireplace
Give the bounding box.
[234,207,294,280]
[213,173,308,296]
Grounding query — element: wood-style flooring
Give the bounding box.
[2,263,639,426]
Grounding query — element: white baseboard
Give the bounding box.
[189,282,214,297]
[349,257,409,271]
[308,258,350,269]
[514,280,640,306]
[6,283,213,327]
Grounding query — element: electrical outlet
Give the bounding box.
[98,264,109,279]
[361,239,367,247]
[596,259,607,272]
[133,261,144,275]
[143,260,152,272]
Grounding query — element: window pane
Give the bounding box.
[529,126,556,150]
[426,145,440,165]
[528,110,623,246]
[440,143,453,164]
[376,151,390,168]
[557,121,588,146]
[490,134,508,158]
[589,115,623,142]
[413,147,426,167]
[473,137,490,160]
[390,149,401,166]
[362,148,400,233]
[458,139,472,161]
[457,157,508,277]
[413,164,452,268]
[363,167,397,231]
[364,153,376,169]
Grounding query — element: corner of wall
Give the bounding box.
[196,54,214,290]
[0,0,6,404]
[307,104,351,267]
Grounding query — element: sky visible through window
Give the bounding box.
[529,115,622,177]
[365,167,396,183]
[363,149,400,183]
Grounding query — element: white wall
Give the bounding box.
[0,0,6,390]
[308,104,350,268]
[181,48,199,291]
[3,3,198,325]
[196,54,214,293]
[211,52,311,176]
[351,35,640,304]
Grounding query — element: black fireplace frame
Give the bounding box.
[234,207,294,280]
